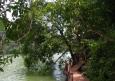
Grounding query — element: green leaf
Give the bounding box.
[0,68,4,72]
[10,58,13,63]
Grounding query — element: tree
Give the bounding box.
[44,0,115,80]
[1,0,65,70]
[0,0,115,81]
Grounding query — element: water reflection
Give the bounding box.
[53,63,65,81]
[52,52,71,81]
[0,54,69,81]
[0,56,54,81]
[0,56,26,81]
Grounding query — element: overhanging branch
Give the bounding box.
[16,19,33,42]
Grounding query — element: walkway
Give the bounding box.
[68,71,89,81]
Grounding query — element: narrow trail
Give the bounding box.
[69,71,89,81]
[64,61,89,81]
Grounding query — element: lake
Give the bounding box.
[0,56,54,81]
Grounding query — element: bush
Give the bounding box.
[87,41,115,81]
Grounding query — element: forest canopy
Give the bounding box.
[0,0,115,81]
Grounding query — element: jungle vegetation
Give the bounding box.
[0,0,115,81]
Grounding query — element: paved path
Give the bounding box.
[68,71,89,81]
[64,63,89,81]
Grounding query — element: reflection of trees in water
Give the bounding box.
[52,52,71,81]
[53,63,65,81]
[0,56,26,81]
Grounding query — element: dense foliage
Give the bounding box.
[87,41,115,81]
[0,0,115,80]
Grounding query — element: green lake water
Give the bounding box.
[0,56,54,81]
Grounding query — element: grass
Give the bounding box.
[26,72,55,81]
[26,75,54,81]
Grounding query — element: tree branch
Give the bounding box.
[87,29,115,41]
[54,50,68,63]
[16,19,33,42]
